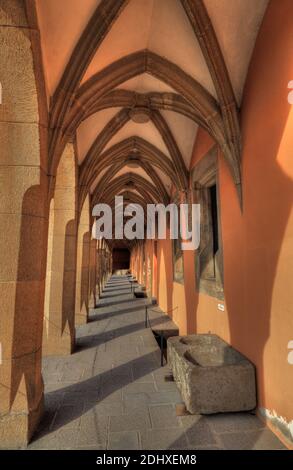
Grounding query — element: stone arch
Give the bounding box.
[91,160,168,206]
[92,173,167,208]
[58,50,241,197]
[79,137,178,211]
[103,191,154,217]
[49,0,129,159]
[180,0,241,164]
[79,108,188,192]
[83,90,208,129]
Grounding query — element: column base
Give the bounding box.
[0,394,44,449]
[42,321,75,356]
[42,333,75,356]
[75,312,89,325]
[88,293,96,309]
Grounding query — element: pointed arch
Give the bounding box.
[84,89,209,128]
[49,0,130,162]
[80,108,188,191]
[181,0,241,173]
[89,159,168,206]
[92,173,167,208]
[55,50,241,195]
[79,136,178,211]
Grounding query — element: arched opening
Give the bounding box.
[1,0,292,452]
[112,247,130,273]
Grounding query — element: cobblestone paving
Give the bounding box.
[29,276,286,450]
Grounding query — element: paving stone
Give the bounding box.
[29,429,78,450]
[51,404,84,431]
[132,372,156,384]
[191,444,223,450]
[207,412,265,434]
[112,364,133,378]
[153,366,173,379]
[179,414,203,427]
[35,275,285,451]
[45,381,68,392]
[184,418,217,447]
[101,374,131,389]
[83,391,102,407]
[42,371,63,383]
[62,391,86,406]
[123,393,151,413]
[82,367,98,380]
[99,383,123,403]
[93,402,124,417]
[122,382,157,394]
[141,428,188,450]
[75,376,100,392]
[76,445,105,450]
[44,391,64,409]
[77,425,107,447]
[108,431,140,450]
[137,346,159,358]
[154,380,181,391]
[109,412,151,432]
[147,390,182,404]
[33,409,57,434]
[219,429,287,450]
[79,412,108,447]
[149,404,180,429]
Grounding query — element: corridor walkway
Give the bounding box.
[29,276,286,450]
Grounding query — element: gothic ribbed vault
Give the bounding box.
[34,0,269,242]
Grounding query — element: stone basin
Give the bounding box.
[167,334,256,414]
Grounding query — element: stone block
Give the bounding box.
[168,334,256,414]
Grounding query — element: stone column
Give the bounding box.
[96,240,101,299]
[0,2,48,447]
[43,143,77,355]
[75,195,90,325]
[88,236,97,309]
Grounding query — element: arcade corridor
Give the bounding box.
[0,0,292,451]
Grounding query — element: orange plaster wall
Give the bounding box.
[218,0,293,426]
[131,0,293,437]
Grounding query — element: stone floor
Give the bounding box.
[29,275,286,450]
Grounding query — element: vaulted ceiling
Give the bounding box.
[35,0,269,227]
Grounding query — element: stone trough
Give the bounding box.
[167,334,256,414]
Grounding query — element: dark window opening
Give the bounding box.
[210,184,219,256]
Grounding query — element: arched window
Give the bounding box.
[192,146,224,299]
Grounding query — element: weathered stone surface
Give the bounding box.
[75,195,90,325]
[0,5,47,447]
[43,143,77,356]
[0,394,43,449]
[168,334,257,414]
[108,431,140,450]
